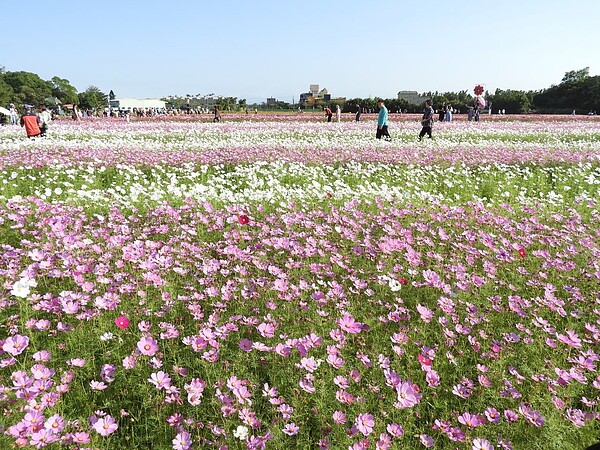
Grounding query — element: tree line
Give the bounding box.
[342,68,598,115]
[0,67,109,111]
[1,66,598,114]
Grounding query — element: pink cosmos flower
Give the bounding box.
[484,407,501,423]
[386,423,404,437]
[91,415,119,436]
[426,369,440,387]
[115,316,130,329]
[418,353,432,367]
[332,410,346,424]
[33,350,51,362]
[299,356,319,372]
[282,423,299,436]
[420,434,434,447]
[148,371,172,390]
[90,380,108,391]
[472,438,494,450]
[355,413,374,436]
[44,414,65,433]
[458,412,485,428]
[137,336,159,356]
[2,335,30,356]
[238,214,250,225]
[319,439,330,449]
[239,338,253,352]
[71,432,90,444]
[416,304,434,323]
[257,322,275,338]
[172,431,192,450]
[30,428,58,447]
[518,403,545,427]
[395,380,421,408]
[557,330,582,349]
[337,313,363,334]
[504,409,519,422]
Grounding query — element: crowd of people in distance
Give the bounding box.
[319,96,489,142]
[4,96,593,142]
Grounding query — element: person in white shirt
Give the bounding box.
[37,105,52,136]
[9,103,18,125]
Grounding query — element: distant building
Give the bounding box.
[109,98,166,111]
[300,85,332,105]
[266,97,277,106]
[397,90,428,106]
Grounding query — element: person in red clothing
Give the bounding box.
[20,106,41,138]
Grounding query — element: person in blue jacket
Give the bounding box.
[376,100,391,140]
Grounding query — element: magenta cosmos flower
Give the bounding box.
[355,413,375,436]
[337,313,363,334]
[172,431,192,450]
[2,335,30,356]
[91,415,119,436]
[137,336,159,356]
[115,316,130,329]
[238,214,250,225]
[396,380,421,408]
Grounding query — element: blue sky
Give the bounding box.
[2,0,599,103]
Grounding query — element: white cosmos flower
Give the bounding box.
[11,279,31,298]
[100,332,115,342]
[233,425,249,440]
[388,279,403,292]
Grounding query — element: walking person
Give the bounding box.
[324,106,332,122]
[335,104,341,123]
[213,106,221,122]
[355,104,362,122]
[419,100,434,140]
[376,100,391,141]
[20,106,42,139]
[72,105,80,121]
[439,103,446,122]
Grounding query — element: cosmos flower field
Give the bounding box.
[1,114,599,449]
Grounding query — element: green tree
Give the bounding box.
[489,89,531,113]
[3,71,52,105]
[50,76,79,105]
[562,67,589,84]
[0,67,15,106]
[78,86,107,110]
[216,96,238,111]
[533,68,599,113]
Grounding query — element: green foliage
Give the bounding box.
[78,85,108,110]
[50,76,79,105]
[215,96,239,111]
[488,89,532,114]
[0,76,14,106]
[534,67,599,113]
[2,70,53,105]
